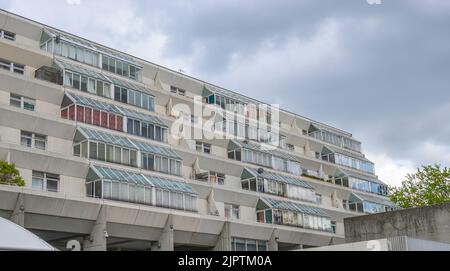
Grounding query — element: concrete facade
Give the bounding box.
[0,9,395,251]
[344,203,450,244]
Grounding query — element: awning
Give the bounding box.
[89,165,197,194]
[242,168,314,190]
[131,139,182,160]
[63,92,123,115]
[117,106,167,127]
[258,197,330,218]
[106,75,152,96]
[54,58,110,82]
[0,217,56,251]
[349,192,396,207]
[76,127,137,150]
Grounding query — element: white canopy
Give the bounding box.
[0,217,56,251]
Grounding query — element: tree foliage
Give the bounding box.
[389,164,450,208]
[0,160,25,187]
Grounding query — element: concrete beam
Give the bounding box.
[151,215,174,251]
[268,228,279,251]
[83,205,107,251]
[10,193,25,227]
[213,222,231,251]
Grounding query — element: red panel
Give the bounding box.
[101,111,108,128]
[85,107,92,124]
[76,105,84,122]
[61,108,68,119]
[109,113,116,130]
[116,115,123,131]
[93,110,100,126]
[68,105,75,121]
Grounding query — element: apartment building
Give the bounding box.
[0,9,396,251]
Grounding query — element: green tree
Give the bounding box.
[389,164,450,208]
[0,160,25,187]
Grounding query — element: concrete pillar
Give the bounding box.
[213,222,231,251]
[10,194,25,227]
[83,206,107,251]
[268,229,279,251]
[151,215,174,251]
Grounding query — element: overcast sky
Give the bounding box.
[1,0,449,187]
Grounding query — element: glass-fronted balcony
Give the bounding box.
[74,126,182,177]
[61,91,166,143]
[241,168,317,204]
[256,197,332,233]
[61,92,125,132]
[40,29,142,81]
[308,124,362,153]
[228,140,302,176]
[87,165,197,212]
[333,169,389,196]
[321,146,375,174]
[345,192,397,214]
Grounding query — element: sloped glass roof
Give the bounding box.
[65,92,122,114]
[260,197,330,218]
[78,127,137,149]
[131,140,181,160]
[243,168,314,190]
[118,106,167,127]
[54,59,110,82]
[94,165,150,186]
[144,174,197,194]
[107,75,152,95]
[91,165,197,194]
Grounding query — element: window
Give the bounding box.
[142,153,155,171]
[170,86,186,96]
[0,58,24,74]
[21,131,47,150]
[102,55,141,81]
[272,156,286,172]
[80,76,88,92]
[224,204,240,220]
[32,171,59,192]
[331,221,337,234]
[209,171,225,185]
[316,194,322,205]
[1,29,16,41]
[231,238,267,252]
[196,141,211,154]
[10,94,35,111]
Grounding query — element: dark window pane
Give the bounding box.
[134,120,140,136]
[121,88,127,103]
[114,86,121,101]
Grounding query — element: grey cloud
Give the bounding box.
[1,0,450,184]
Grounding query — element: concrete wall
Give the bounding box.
[344,203,450,244]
